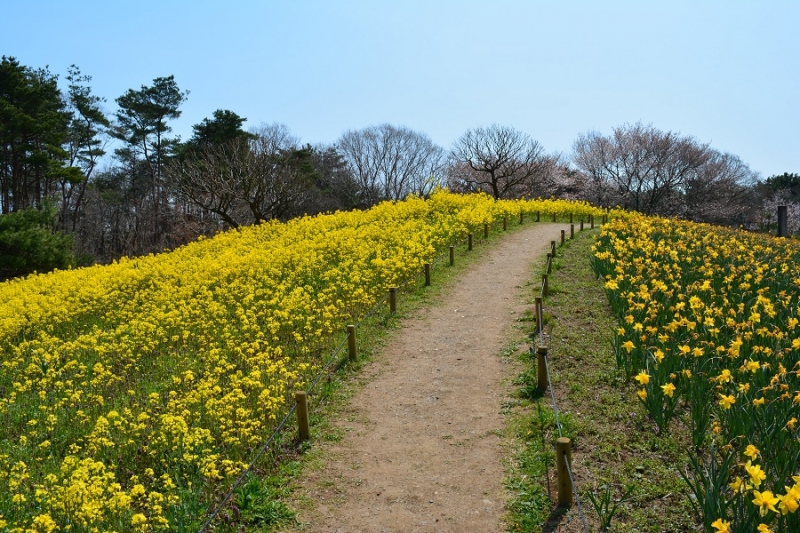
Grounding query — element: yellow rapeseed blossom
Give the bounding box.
[0,191,604,531]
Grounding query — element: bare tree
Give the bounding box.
[573,123,710,214]
[166,138,251,228]
[450,124,558,198]
[165,123,317,228]
[683,150,759,225]
[572,122,759,223]
[449,124,552,199]
[337,124,446,207]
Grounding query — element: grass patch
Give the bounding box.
[505,228,700,533]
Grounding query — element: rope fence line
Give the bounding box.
[564,454,591,533]
[530,215,606,533]
[197,401,298,532]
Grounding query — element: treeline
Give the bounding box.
[0,56,796,279]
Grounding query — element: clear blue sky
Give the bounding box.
[3,0,798,178]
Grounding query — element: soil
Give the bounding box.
[285,223,568,533]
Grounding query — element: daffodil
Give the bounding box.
[752,490,779,516]
[710,518,731,532]
[745,461,767,488]
[744,444,760,460]
[718,394,736,410]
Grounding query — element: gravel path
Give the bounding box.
[287,223,568,533]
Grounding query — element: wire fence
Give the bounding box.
[532,224,593,533]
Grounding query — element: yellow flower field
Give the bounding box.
[593,214,800,532]
[0,191,602,532]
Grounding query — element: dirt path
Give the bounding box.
[287,223,568,533]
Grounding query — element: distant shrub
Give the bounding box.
[0,202,74,280]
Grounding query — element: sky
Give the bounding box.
[2,0,798,179]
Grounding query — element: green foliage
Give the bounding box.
[230,475,294,530]
[586,483,635,532]
[187,109,254,149]
[0,56,71,213]
[113,75,188,180]
[0,202,74,280]
[764,172,800,200]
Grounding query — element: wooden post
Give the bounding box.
[449,245,454,266]
[542,273,549,297]
[468,234,473,251]
[424,263,431,287]
[556,437,574,507]
[520,212,524,225]
[347,324,357,361]
[503,217,507,231]
[778,205,788,237]
[560,230,565,246]
[295,391,310,442]
[551,241,556,257]
[546,253,553,274]
[569,213,573,224]
[537,345,549,391]
[590,214,594,229]
[389,287,397,314]
[570,224,574,239]
[535,296,543,337]
[580,218,584,231]
[536,211,540,222]
[552,212,556,222]
[483,223,489,239]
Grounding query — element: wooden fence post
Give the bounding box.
[590,215,594,229]
[560,229,565,246]
[484,223,489,239]
[779,205,788,237]
[424,263,431,287]
[535,296,543,337]
[557,437,574,507]
[580,218,584,231]
[503,217,507,231]
[295,391,310,442]
[552,212,556,222]
[571,224,574,239]
[536,211,540,222]
[537,345,549,391]
[520,212,524,225]
[389,287,397,314]
[468,234,473,251]
[569,213,573,224]
[347,324,357,361]
[449,245,454,266]
[542,273,548,297]
[546,253,553,274]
